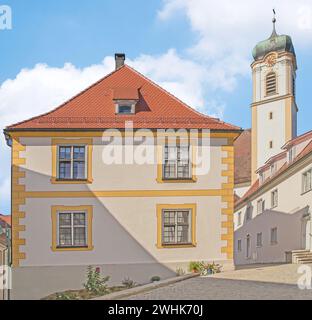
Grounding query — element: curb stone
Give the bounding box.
[92,273,200,300]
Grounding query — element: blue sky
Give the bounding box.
[1,0,312,214]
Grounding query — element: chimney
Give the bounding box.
[115,53,125,70]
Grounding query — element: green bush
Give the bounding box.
[83,266,110,295]
[188,261,201,273]
[150,276,161,282]
[122,277,137,289]
[55,292,79,300]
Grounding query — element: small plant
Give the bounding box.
[150,276,161,282]
[55,292,79,300]
[176,267,186,276]
[199,262,222,276]
[83,266,110,295]
[122,277,136,289]
[188,261,201,273]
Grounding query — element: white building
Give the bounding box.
[234,18,312,265]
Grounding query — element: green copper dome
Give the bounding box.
[252,21,295,60]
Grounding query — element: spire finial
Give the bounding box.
[271,8,277,37]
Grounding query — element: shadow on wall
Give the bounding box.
[234,206,310,266]
[11,139,186,299]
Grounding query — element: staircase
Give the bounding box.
[289,250,312,264]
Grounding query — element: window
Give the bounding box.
[270,163,277,176]
[266,72,277,95]
[246,205,252,221]
[163,145,191,180]
[269,112,273,120]
[269,141,273,149]
[271,189,278,208]
[58,146,86,180]
[51,205,93,251]
[259,173,264,184]
[58,212,87,247]
[271,227,278,245]
[256,232,262,247]
[237,239,242,252]
[157,204,196,248]
[118,105,132,114]
[52,138,93,184]
[302,168,312,194]
[289,148,294,162]
[257,199,265,214]
[237,211,242,226]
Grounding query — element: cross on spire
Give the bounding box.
[271,8,277,37]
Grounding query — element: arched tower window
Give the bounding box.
[266,72,277,95]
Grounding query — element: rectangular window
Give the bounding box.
[271,227,278,245]
[256,232,262,247]
[58,145,86,180]
[271,189,278,208]
[162,209,192,245]
[246,205,252,221]
[270,163,276,175]
[58,212,87,248]
[163,145,191,180]
[269,141,273,149]
[269,112,273,120]
[118,105,132,114]
[257,199,265,214]
[302,168,312,194]
[237,239,242,252]
[237,211,242,226]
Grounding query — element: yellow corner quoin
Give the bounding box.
[156,204,197,249]
[51,205,94,252]
[51,138,93,184]
[221,144,235,260]
[11,137,27,267]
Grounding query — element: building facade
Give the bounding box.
[234,19,312,265]
[4,55,240,299]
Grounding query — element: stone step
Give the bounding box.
[298,260,312,264]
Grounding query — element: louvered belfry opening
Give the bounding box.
[266,72,277,95]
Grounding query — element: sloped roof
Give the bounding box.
[234,129,251,185]
[6,65,240,131]
[235,139,312,208]
[0,214,11,226]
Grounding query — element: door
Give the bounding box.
[246,235,251,259]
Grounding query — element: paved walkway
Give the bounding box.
[126,264,312,300]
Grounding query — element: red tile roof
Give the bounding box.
[6,65,240,131]
[234,129,251,185]
[113,87,139,100]
[235,139,312,208]
[0,214,11,226]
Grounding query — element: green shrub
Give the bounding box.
[83,266,110,295]
[176,267,186,276]
[188,261,201,273]
[55,292,79,300]
[150,276,161,282]
[122,277,136,289]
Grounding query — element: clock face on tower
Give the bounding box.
[265,53,277,67]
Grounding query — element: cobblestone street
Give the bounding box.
[126,264,312,300]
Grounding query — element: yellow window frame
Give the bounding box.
[51,205,94,251]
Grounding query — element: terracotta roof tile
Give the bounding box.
[234,129,251,185]
[113,87,139,100]
[235,139,312,208]
[0,214,11,226]
[6,65,240,131]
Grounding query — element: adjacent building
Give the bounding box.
[234,18,312,265]
[4,54,241,299]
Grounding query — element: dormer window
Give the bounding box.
[113,88,139,115]
[289,147,294,162]
[117,104,133,114]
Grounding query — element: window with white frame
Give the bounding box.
[163,145,191,180]
[117,104,133,114]
[270,163,277,176]
[259,173,264,184]
[257,199,265,214]
[256,232,262,247]
[270,227,278,245]
[289,148,294,163]
[246,205,252,221]
[271,189,278,208]
[237,239,242,252]
[58,145,86,180]
[237,211,242,226]
[57,211,87,247]
[302,168,312,194]
[162,209,192,245]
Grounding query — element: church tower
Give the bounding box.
[251,13,298,183]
